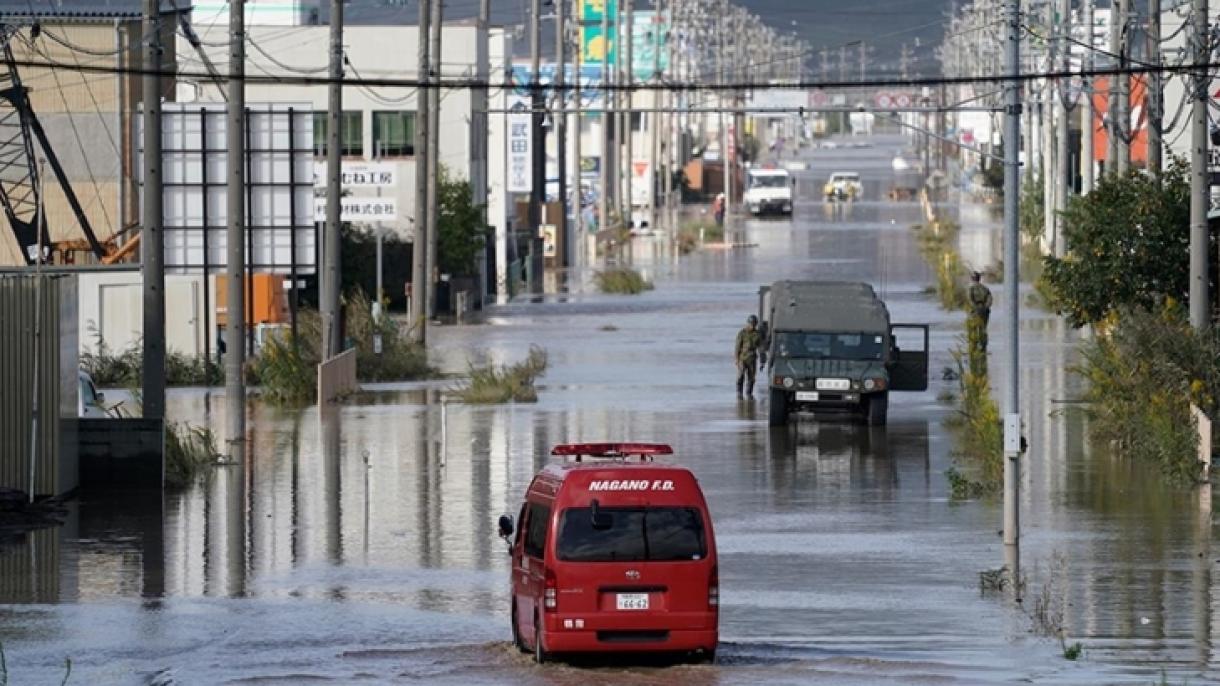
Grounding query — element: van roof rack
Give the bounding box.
[551,443,674,462]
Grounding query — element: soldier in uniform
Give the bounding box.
[735,315,763,396]
[967,271,993,352]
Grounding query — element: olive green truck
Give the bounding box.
[759,281,929,426]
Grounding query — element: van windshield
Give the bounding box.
[557,507,706,562]
[776,331,885,360]
[749,174,788,188]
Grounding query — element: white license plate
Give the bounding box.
[795,391,820,402]
[616,593,650,611]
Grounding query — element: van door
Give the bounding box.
[521,502,551,637]
[889,324,929,391]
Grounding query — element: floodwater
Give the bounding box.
[1,134,1215,684]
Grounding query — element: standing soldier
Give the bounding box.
[735,314,763,396]
[967,271,993,350]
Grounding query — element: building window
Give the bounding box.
[313,111,364,157]
[373,111,416,157]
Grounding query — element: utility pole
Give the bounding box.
[1002,0,1022,574]
[1082,0,1095,194]
[1116,0,1130,174]
[599,0,610,248]
[718,0,730,232]
[858,41,866,83]
[141,0,165,422]
[573,0,583,267]
[426,0,443,310]
[650,0,661,237]
[623,0,634,229]
[1146,0,1163,175]
[1042,0,1055,254]
[322,0,343,358]
[556,0,569,270]
[1107,0,1120,175]
[529,0,545,292]
[411,0,430,339]
[1053,0,1070,256]
[225,0,245,459]
[1189,0,1210,329]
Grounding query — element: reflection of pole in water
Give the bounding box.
[1195,483,1212,667]
[320,406,342,564]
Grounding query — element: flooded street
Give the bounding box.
[2,135,1215,684]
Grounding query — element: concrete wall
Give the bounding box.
[77,418,164,489]
[77,272,211,358]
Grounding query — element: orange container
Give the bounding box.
[215,274,288,326]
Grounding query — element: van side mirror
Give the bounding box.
[497,514,514,540]
[95,392,106,405]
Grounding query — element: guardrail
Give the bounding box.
[317,348,357,405]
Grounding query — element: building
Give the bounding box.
[0,0,183,266]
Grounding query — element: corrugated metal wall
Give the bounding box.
[0,526,60,602]
[0,275,78,496]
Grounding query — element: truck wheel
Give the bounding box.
[534,617,549,664]
[866,392,889,426]
[769,389,789,426]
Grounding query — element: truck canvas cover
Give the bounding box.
[766,281,890,333]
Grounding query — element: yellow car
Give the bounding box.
[823,172,862,201]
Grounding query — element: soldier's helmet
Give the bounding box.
[747,315,758,325]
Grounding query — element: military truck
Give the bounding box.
[759,281,929,426]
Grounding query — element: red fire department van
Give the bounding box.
[497,443,719,664]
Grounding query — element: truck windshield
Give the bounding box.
[775,332,885,360]
[557,507,706,562]
[749,175,788,188]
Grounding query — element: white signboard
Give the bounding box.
[314,198,398,223]
[140,103,316,275]
[507,97,533,193]
[313,161,397,188]
[631,159,652,207]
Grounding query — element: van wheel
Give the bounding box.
[693,648,716,664]
[533,616,549,664]
[511,601,527,653]
[768,389,789,427]
[866,392,888,426]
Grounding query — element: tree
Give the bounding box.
[436,166,487,277]
[1041,163,1204,327]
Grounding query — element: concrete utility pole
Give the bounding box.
[1082,0,1095,194]
[426,0,443,311]
[556,0,569,270]
[1146,0,1163,175]
[599,0,610,244]
[1189,0,1210,329]
[624,0,634,228]
[322,0,343,358]
[650,0,661,236]
[1107,0,1121,175]
[142,0,165,421]
[225,0,246,459]
[1053,0,1070,256]
[573,0,583,266]
[1042,0,1055,254]
[529,0,545,290]
[1116,0,1131,174]
[411,0,430,339]
[1002,0,1022,571]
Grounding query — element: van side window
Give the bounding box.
[514,503,527,547]
[524,503,550,559]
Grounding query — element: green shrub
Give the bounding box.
[81,325,221,387]
[456,346,548,404]
[165,422,221,488]
[945,319,1004,498]
[915,221,969,311]
[594,268,654,295]
[251,334,315,406]
[675,219,723,254]
[1078,303,1218,483]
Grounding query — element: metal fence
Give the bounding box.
[0,274,78,496]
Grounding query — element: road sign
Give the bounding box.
[895,93,912,108]
[809,90,828,107]
[875,93,893,108]
[507,97,533,193]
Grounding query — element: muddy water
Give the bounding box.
[0,135,1214,684]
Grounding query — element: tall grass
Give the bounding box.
[456,346,548,404]
[945,317,1004,498]
[164,422,222,488]
[1078,303,1218,484]
[914,220,969,311]
[594,268,654,295]
[80,327,221,387]
[675,219,724,254]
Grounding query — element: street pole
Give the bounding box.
[322,0,343,358]
[1147,0,1163,176]
[624,0,634,230]
[426,0,443,311]
[142,0,165,422]
[411,0,430,339]
[556,0,570,271]
[1054,0,1070,256]
[1002,0,1022,566]
[573,0,583,268]
[1107,0,1120,175]
[650,0,661,236]
[1189,0,1210,329]
[1042,0,1055,253]
[718,0,731,236]
[1116,0,1131,174]
[1081,0,1095,194]
[529,0,545,291]
[225,0,246,460]
[599,0,611,244]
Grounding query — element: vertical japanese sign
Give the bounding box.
[506,99,533,193]
[580,0,618,65]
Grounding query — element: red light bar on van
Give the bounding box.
[551,443,674,461]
